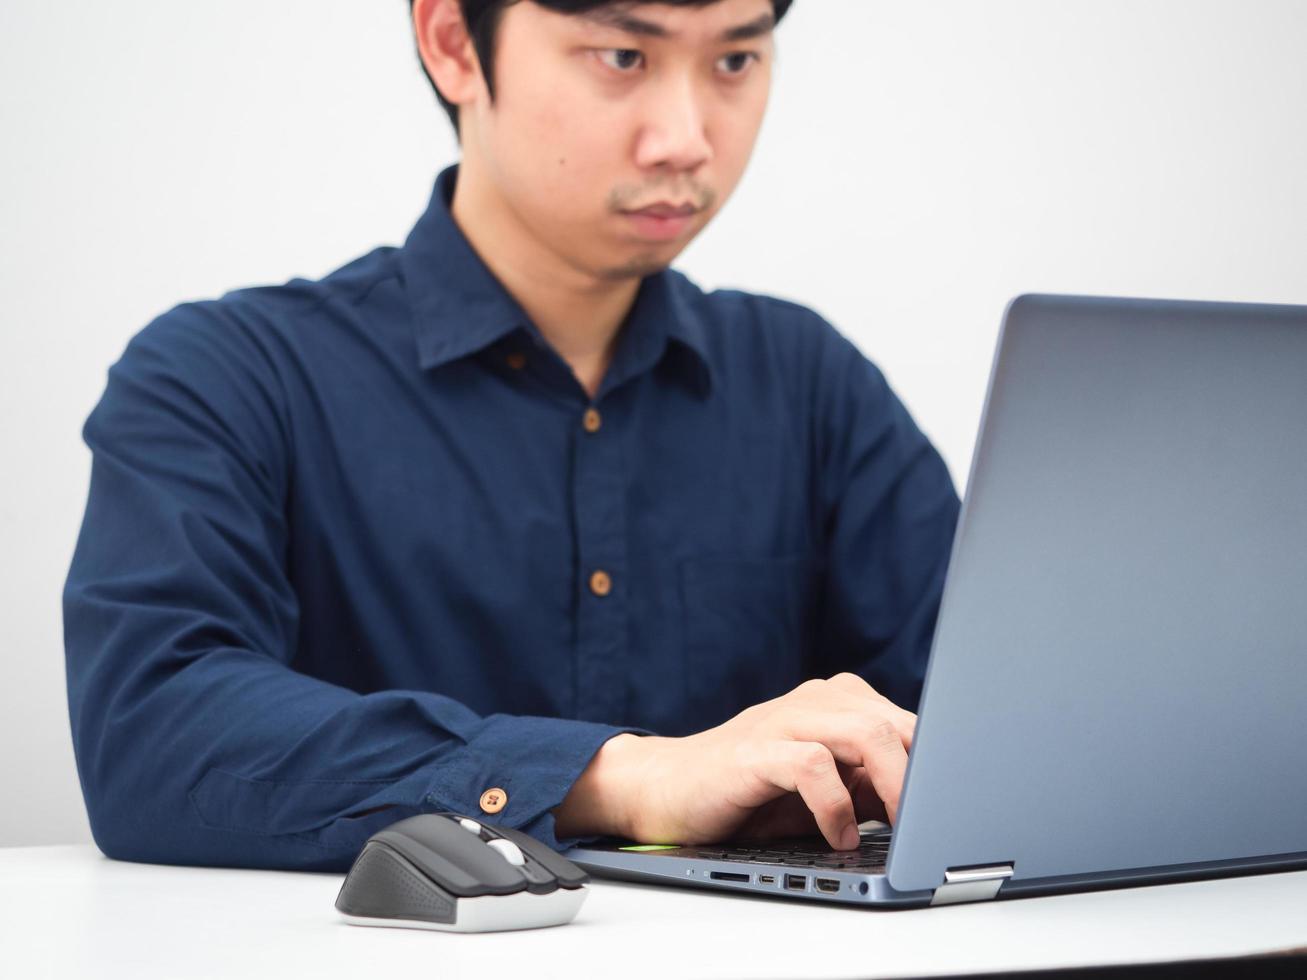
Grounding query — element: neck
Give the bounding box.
[449,164,641,400]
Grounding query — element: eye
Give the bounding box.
[596,49,645,73]
[716,51,760,76]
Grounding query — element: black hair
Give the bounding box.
[407,0,793,137]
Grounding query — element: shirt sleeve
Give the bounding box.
[808,315,962,712]
[63,303,649,872]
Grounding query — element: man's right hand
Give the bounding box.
[552,673,918,851]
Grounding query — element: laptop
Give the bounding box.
[565,293,1307,907]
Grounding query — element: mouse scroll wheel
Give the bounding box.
[486,838,526,867]
[457,817,484,835]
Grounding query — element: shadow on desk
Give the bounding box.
[924,945,1307,980]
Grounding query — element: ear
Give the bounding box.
[412,0,485,110]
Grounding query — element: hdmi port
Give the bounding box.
[709,871,750,882]
[815,877,841,894]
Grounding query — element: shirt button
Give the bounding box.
[479,787,508,814]
[582,407,602,433]
[589,569,612,597]
[505,352,526,371]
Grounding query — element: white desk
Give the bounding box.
[5,845,1306,979]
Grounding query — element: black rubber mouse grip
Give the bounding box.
[335,842,458,923]
[369,817,527,897]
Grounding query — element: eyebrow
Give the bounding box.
[579,9,776,43]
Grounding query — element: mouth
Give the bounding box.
[623,202,700,218]
[619,202,701,241]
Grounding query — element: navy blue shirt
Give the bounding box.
[63,164,960,871]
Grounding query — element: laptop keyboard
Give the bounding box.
[667,831,892,872]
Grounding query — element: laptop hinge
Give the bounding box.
[930,864,1015,906]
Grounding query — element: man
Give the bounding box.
[63,0,959,872]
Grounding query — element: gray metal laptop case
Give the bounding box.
[889,293,1307,901]
[568,293,1307,907]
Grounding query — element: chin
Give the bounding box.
[598,257,671,281]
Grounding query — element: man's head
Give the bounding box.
[411,1,792,138]
[409,0,790,280]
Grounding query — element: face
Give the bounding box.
[460,0,776,280]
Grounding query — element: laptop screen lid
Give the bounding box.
[888,294,1307,897]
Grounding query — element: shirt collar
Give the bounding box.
[400,163,712,396]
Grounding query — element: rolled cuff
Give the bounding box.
[422,713,655,852]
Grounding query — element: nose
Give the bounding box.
[633,73,714,175]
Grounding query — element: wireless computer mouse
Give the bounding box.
[335,811,590,932]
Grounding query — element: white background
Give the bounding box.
[1,0,1304,847]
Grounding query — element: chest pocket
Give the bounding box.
[679,554,819,726]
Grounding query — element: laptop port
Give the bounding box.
[784,874,807,891]
[758,874,776,885]
[709,871,750,882]
[815,877,841,894]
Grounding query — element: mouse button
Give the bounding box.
[375,815,517,882]
[370,828,524,897]
[336,842,457,924]
[513,856,562,894]
[490,824,591,889]
[486,838,525,866]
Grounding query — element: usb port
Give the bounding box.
[709,871,750,882]
[784,874,807,891]
[758,874,776,885]
[815,877,840,894]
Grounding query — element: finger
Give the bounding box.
[850,719,910,824]
[825,673,919,731]
[824,671,891,703]
[889,706,916,753]
[784,711,911,825]
[819,675,919,751]
[835,759,855,787]
[789,685,917,755]
[846,766,891,825]
[755,741,860,850]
